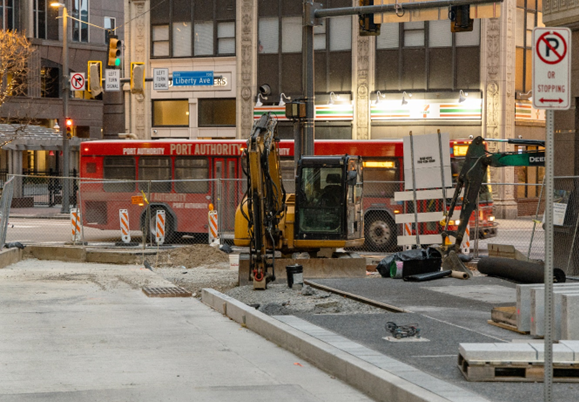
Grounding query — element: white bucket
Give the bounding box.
[229,254,239,271]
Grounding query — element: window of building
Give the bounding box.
[150,0,235,58]
[72,0,89,43]
[152,25,170,57]
[138,157,172,192]
[516,0,543,93]
[0,0,16,31]
[104,16,115,43]
[103,157,136,192]
[152,100,189,127]
[258,17,278,53]
[376,20,480,91]
[41,67,59,98]
[281,17,302,53]
[257,0,352,100]
[198,98,236,127]
[175,157,209,193]
[34,0,46,39]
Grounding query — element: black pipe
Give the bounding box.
[477,257,566,283]
[403,270,452,282]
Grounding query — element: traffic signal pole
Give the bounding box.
[300,0,503,157]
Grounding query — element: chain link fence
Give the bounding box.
[3,174,578,276]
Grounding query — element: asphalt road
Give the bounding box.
[6,217,546,261]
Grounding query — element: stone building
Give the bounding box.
[125,0,556,218]
[0,0,124,177]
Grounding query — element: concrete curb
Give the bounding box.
[0,248,22,269]
[201,288,483,402]
[10,214,69,220]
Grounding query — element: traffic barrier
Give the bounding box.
[403,222,412,250]
[155,210,165,245]
[208,204,219,245]
[70,208,81,242]
[460,226,470,255]
[119,209,130,243]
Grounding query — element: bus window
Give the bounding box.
[280,159,295,193]
[175,157,209,193]
[362,158,399,198]
[138,157,171,193]
[103,156,136,192]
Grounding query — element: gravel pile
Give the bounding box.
[226,283,387,316]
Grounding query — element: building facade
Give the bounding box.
[0,0,124,177]
[125,0,555,217]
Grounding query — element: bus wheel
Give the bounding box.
[142,207,176,243]
[364,213,396,252]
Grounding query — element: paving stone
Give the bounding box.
[460,343,537,362]
[530,342,576,362]
[560,340,579,362]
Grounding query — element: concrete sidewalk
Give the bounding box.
[0,260,372,402]
[9,206,69,219]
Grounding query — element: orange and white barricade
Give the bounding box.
[208,204,219,246]
[70,208,81,242]
[155,210,165,245]
[119,209,130,243]
[403,222,413,250]
[460,226,471,255]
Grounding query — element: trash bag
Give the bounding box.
[376,247,442,279]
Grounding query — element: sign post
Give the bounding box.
[532,26,571,402]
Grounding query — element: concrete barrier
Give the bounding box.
[516,283,578,332]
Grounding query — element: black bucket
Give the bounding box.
[286,264,303,288]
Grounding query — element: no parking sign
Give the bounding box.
[532,27,571,110]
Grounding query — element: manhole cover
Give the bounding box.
[142,286,192,298]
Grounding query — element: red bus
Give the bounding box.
[79,138,496,251]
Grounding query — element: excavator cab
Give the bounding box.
[295,155,364,246]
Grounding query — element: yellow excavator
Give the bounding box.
[234,113,365,289]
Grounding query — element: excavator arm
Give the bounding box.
[443,136,545,253]
[241,113,286,288]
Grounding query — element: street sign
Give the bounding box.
[532,27,571,110]
[153,68,169,90]
[172,71,214,87]
[70,72,86,91]
[105,69,121,92]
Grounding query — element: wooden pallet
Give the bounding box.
[142,286,192,298]
[458,354,579,382]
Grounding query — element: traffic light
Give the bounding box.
[107,32,122,68]
[87,60,103,97]
[449,5,473,33]
[359,0,381,37]
[65,117,74,139]
[131,62,145,94]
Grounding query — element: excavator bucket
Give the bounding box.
[441,250,473,278]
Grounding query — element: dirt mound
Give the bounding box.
[155,245,230,268]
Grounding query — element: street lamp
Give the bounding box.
[51,2,70,214]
